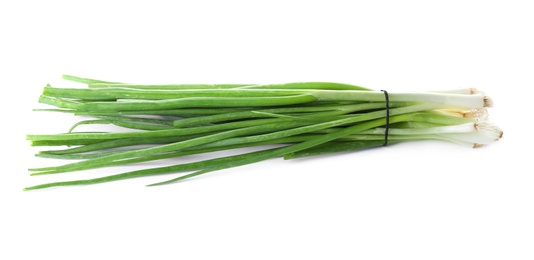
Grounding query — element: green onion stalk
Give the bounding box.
[24,75,502,190]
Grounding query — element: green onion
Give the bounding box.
[25,75,502,190]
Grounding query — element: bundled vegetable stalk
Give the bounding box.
[25,75,503,190]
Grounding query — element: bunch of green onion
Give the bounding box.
[25,75,503,190]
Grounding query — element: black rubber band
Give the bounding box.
[381,90,390,146]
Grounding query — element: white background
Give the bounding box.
[1,0,533,259]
